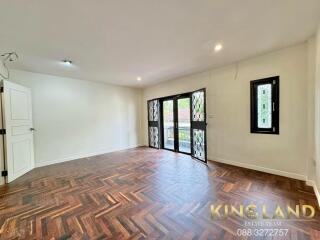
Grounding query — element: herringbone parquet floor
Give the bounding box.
[0,147,319,239]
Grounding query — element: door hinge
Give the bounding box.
[1,170,7,177]
[0,129,6,135]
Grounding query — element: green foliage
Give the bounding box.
[179,129,190,141]
[257,84,271,128]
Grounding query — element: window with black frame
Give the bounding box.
[250,76,279,134]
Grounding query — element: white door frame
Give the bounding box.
[1,80,35,183]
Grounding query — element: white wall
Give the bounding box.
[142,43,311,179]
[315,25,320,189]
[307,38,316,182]
[0,41,315,184]
[9,70,142,167]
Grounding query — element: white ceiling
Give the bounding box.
[1,0,320,87]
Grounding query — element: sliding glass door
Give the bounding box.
[161,94,192,154]
[177,97,191,153]
[149,89,207,163]
[163,99,175,150]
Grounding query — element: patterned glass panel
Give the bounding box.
[257,84,272,128]
[153,100,159,121]
[149,127,159,148]
[192,91,204,121]
[148,100,159,121]
[193,129,205,160]
[148,101,154,121]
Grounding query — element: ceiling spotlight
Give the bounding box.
[214,44,223,52]
[137,76,142,81]
[62,59,72,65]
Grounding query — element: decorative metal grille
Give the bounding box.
[148,102,153,121]
[192,91,204,121]
[257,84,272,128]
[153,100,159,121]
[149,127,159,148]
[148,100,159,121]
[193,129,205,160]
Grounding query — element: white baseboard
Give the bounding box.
[35,149,320,207]
[209,156,306,181]
[35,144,142,168]
[306,180,320,207]
[210,156,320,207]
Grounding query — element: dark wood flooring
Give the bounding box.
[0,147,319,239]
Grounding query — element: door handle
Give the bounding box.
[30,128,36,131]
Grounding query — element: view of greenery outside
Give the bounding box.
[178,130,189,142]
[257,84,272,128]
[163,98,191,152]
[178,98,191,153]
[178,98,189,109]
[163,100,189,116]
[178,98,190,143]
[163,100,174,149]
[163,100,173,121]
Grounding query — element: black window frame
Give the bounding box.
[250,76,279,134]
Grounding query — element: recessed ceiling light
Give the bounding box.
[137,76,142,81]
[214,44,223,52]
[62,59,72,65]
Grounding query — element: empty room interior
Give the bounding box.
[1,1,320,239]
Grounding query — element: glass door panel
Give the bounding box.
[178,98,191,153]
[159,90,206,163]
[148,99,160,148]
[163,99,175,150]
[191,89,207,163]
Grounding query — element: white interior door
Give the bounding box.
[0,90,4,186]
[2,80,35,183]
